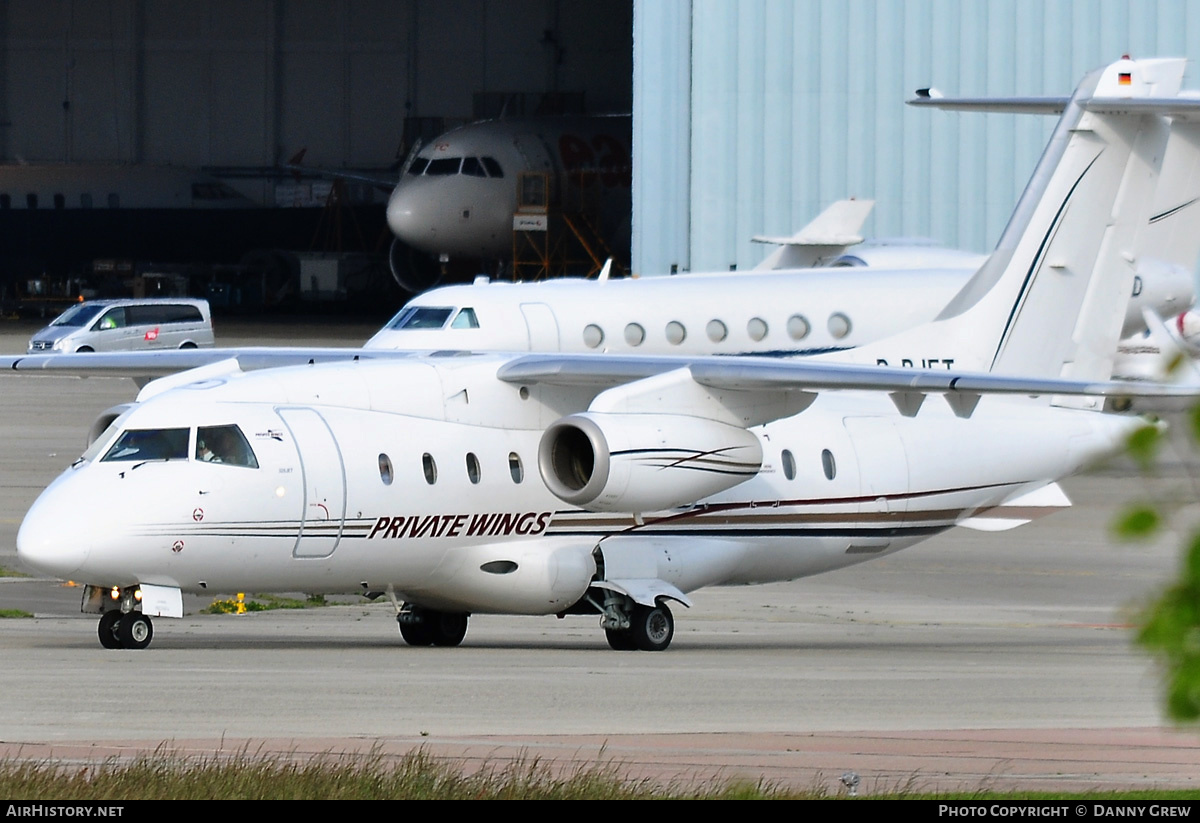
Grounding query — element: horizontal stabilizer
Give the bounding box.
[752,199,875,270]
[908,94,1068,114]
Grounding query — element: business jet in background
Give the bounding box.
[383,115,632,292]
[12,57,1200,653]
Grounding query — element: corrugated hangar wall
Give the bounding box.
[632,0,1200,276]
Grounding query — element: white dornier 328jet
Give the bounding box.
[11,57,1200,651]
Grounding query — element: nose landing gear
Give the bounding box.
[92,585,155,650]
[97,609,154,650]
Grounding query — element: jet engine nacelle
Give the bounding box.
[537,412,763,513]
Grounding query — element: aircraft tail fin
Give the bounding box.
[1140,117,1200,282]
[751,199,875,270]
[835,57,1191,397]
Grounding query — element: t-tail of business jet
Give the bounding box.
[14,57,1200,652]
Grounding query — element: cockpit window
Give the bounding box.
[425,157,461,176]
[450,307,479,329]
[482,157,503,178]
[196,425,259,468]
[407,157,429,175]
[385,306,455,330]
[461,157,485,178]
[101,428,190,462]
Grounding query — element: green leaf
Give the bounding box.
[1126,424,1162,470]
[1114,505,1160,539]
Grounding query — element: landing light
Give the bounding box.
[109,587,119,600]
[134,588,143,602]
[275,486,286,498]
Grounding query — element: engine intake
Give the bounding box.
[538,412,763,512]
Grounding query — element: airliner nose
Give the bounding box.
[386,182,428,246]
[17,485,91,579]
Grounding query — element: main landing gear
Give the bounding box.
[603,602,674,652]
[97,610,154,650]
[396,605,469,647]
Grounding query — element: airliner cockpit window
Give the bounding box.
[101,428,190,463]
[461,157,486,178]
[408,158,429,175]
[196,425,259,468]
[482,157,504,178]
[450,308,479,329]
[425,158,462,176]
[387,306,454,330]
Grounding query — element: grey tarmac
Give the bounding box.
[1,317,1198,795]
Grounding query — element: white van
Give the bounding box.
[27,298,214,353]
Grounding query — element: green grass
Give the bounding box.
[0,565,29,578]
[0,749,799,800]
[1,748,1198,800]
[201,593,330,614]
[0,608,32,618]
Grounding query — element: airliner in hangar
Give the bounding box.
[384,114,631,291]
[10,57,1200,652]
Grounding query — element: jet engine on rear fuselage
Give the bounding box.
[537,412,763,513]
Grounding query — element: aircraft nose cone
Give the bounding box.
[17,488,91,579]
[386,183,428,246]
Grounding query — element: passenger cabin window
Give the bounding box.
[482,157,504,178]
[582,324,604,348]
[787,315,811,340]
[509,452,524,483]
[107,193,119,208]
[781,449,796,480]
[80,193,92,209]
[101,428,190,462]
[450,307,479,329]
[378,453,393,485]
[25,193,37,209]
[196,425,259,468]
[706,319,727,342]
[0,194,9,209]
[466,452,481,484]
[425,157,461,176]
[53,193,65,210]
[422,453,438,485]
[821,449,837,480]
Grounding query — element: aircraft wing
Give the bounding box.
[497,352,1195,397]
[497,352,1199,424]
[0,347,418,379]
